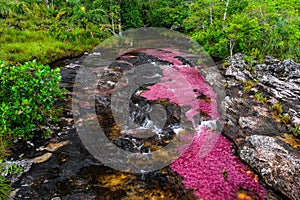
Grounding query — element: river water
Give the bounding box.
[9,28,273,200]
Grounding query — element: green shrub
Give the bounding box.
[0,61,65,139]
[0,159,13,200]
[280,114,291,124]
[0,175,10,200]
[254,92,267,103]
[271,102,283,116]
[290,125,300,138]
[1,163,23,177]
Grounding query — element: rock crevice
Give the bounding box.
[222,53,300,200]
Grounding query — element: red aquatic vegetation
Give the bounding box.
[140,49,219,121]
[171,128,266,200]
[139,49,267,200]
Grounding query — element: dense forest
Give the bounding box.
[0,0,299,64]
[0,0,299,198]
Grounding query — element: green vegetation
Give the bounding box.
[290,125,300,138]
[0,159,25,199]
[254,92,267,103]
[138,0,300,61]
[0,61,64,197]
[271,102,283,117]
[0,0,115,64]
[0,61,65,139]
[243,80,257,93]
[270,102,292,124]
[222,62,230,68]
[280,114,291,125]
[1,0,299,64]
[1,0,299,198]
[1,162,23,176]
[0,175,10,200]
[0,29,98,65]
[185,0,300,61]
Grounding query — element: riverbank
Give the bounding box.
[0,1,112,65]
[0,29,100,65]
[3,48,299,199]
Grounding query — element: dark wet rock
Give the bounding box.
[224,95,286,140]
[257,73,300,101]
[239,135,300,200]
[258,57,300,79]
[64,63,80,70]
[10,49,300,200]
[10,54,197,200]
[222,53,300,200]
[59,68,78,91]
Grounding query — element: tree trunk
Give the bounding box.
[229,38,235,56]
[209,0,213,25]
[118,0,122,37]
[223,0,229,21]
[111,18,115,35]
[45,0,49,9]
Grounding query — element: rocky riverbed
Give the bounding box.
[4,51,300,200]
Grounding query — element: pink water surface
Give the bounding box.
[137,49,267,200]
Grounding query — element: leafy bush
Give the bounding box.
[185,0,300,62]
[0,175,10,200]
[0,61,65,139]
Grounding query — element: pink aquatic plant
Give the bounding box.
[138,49,267,200]
[171,128,266,200]
[139,49,219,121]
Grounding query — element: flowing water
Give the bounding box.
[9,28,271,200]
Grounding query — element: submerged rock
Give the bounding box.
[11,49,299,199]
[171,129,266,200]
[33,153,53,164]
[138,49,266,199]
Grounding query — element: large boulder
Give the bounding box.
[239,135,300,200]
[222,53,300,200]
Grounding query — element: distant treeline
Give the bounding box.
[0,0,299,63]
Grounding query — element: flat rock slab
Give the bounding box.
[239,135,300,200]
